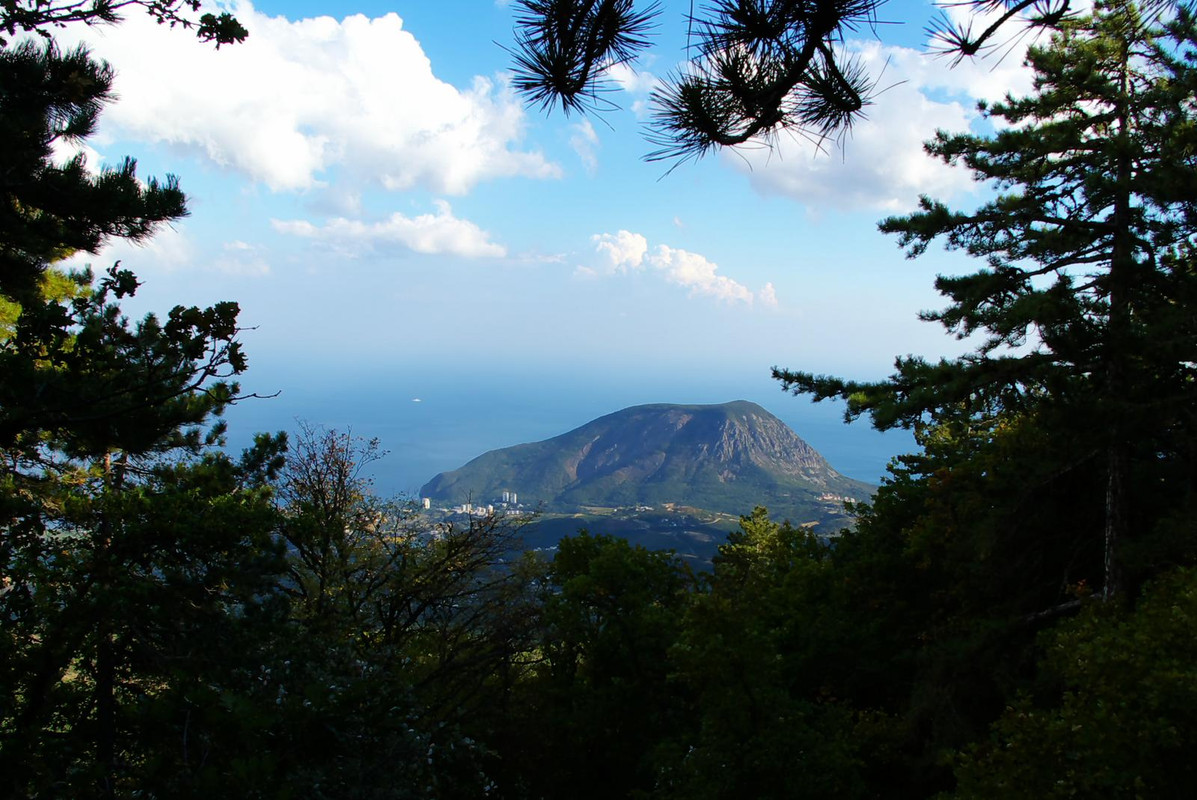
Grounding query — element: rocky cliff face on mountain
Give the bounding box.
[420,401,873,524]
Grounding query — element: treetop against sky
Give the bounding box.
[45,0,1044,388]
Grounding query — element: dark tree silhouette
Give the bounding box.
[507,0,1094,164]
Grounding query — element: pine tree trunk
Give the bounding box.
[96,624,117,799]
[1103,34,1134,601]
[95,450,121,797]
[1103,445,1126,601]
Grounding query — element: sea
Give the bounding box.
[222,364,916,499]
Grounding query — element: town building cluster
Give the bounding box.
[420,489,524,518]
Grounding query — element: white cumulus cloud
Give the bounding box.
[605,61,660,117]
[758,281,778,308]
[64,2,560,194]
[274,200,506,258]
[606,62,659,94]
[646,245,754,304]
[586,230,773,306]
[592,230,648,273]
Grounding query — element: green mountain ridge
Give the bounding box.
[419,401,874,524]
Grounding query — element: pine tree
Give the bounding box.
[776,0,1197,600]
[0,40,286,797]
[0,41,186,303]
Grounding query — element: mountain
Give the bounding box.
[419,401,873,525]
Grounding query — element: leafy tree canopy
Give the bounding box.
[953,567,1197,798]
[0,0,247,47]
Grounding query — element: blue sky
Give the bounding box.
[49,1,1044,490]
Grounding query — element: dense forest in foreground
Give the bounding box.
[3,1,1197,797]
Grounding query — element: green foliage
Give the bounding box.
[542,531,693,686]
[0,41,187,303]
[5,3,1196,796]
[954,568,1197,798]
[272,423,539,798]
[0,1,248,47]
[0,266,84,337]
[658,508,874,799]
[0,414,289,796]
[750,7,1197,795]
[495,531,694,799]
[0,43,249,459]
[818,415,1102,793]
[0,32,281,798]
[1,266,248,457]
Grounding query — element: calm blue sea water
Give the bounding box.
[223,364,915,498]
